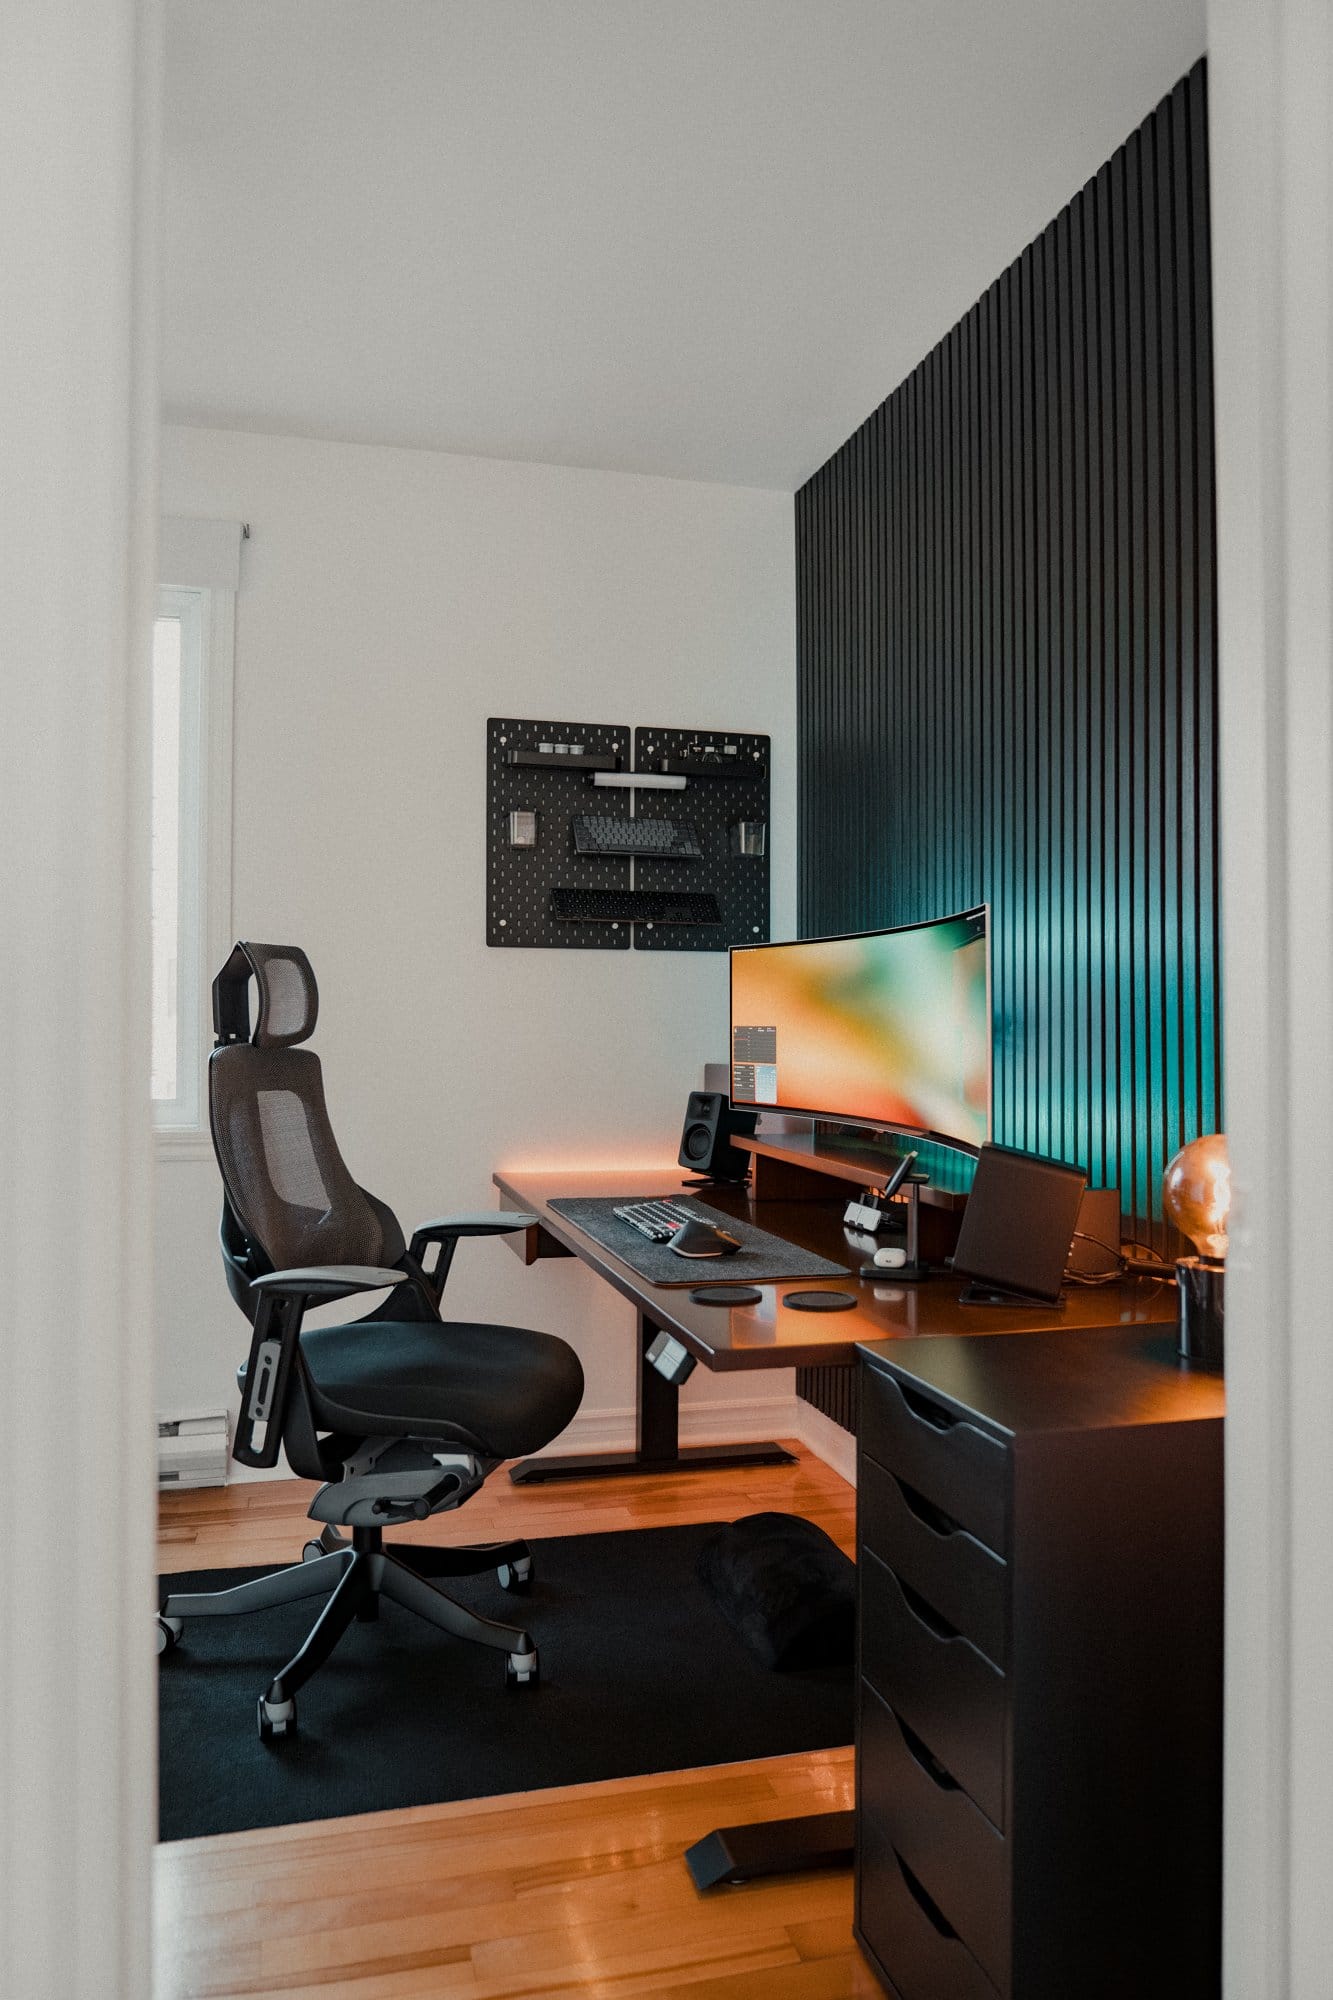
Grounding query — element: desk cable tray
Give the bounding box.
[547,1196,849,1287]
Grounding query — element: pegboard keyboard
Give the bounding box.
[572,814,704,859]
[551,886,721,925]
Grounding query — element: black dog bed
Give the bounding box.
[696,1512,856,1671]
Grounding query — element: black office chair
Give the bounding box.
[156,942,584,1740]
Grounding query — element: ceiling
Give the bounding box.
[163,0,1205,490]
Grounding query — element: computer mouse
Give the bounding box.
[669,1218,743,1258]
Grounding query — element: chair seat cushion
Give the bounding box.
[299,1318,584,1460]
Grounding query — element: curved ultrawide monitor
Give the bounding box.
[729,907,991,1151]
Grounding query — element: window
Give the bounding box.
[151,588,205,1124]
[151,520,239,1146]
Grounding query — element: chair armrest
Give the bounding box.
[410,1213,537,1246]
[234,1266,405,1471]
[250,1265,407,1298]
[406,1213,538,1304]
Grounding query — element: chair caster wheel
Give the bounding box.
[505,1648,539,1689]
[257,1693,297,1741]
[304,1526,346,1561]
[497,1555,533,1594]
[155,1614,183,1656]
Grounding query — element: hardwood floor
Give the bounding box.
[155,1447,874,2000]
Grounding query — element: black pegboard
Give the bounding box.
[632,726,770,952]
[487,718,770,951]
[487,718,632,949]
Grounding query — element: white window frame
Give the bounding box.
[153,518,239,1159]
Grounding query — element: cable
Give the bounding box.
[1064,1232,1176,1289]
[1121,1238,1174,1270]
[1064,1230,1124,1287]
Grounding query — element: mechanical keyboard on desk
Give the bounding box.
[612,1197,700,1242]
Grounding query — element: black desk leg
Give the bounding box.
[637,1307,678,1460]
[509,1311,796,1484]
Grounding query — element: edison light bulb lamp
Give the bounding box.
[1162,1133,1229,1369]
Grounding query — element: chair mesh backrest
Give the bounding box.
[244,943,319,1048]
[209,1043,398,1272]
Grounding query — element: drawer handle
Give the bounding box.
[895,1379,958,1433]
[897,1574,961,1644]
[895,1711,960,1791]
[893,1472,962,1538]
[880,1372,1004,1458]
[894,1848,961,1940]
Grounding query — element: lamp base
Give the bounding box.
[1176,1256,1225,1371]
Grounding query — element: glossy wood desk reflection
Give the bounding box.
[492,1163,1175,1483]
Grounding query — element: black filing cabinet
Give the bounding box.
[854,1328,1224,1999]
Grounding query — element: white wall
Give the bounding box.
[156,423,797,1453]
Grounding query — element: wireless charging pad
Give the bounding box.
[785,1289,858,1312]
[690,1284,763,1306]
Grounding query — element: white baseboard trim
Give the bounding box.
[795,1398,858,1487]
[222,1391,802,1482]
[225,1457,294,1484]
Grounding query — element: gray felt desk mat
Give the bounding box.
[547,1195,850,1287]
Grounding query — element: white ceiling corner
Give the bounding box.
[163,0,1207,490]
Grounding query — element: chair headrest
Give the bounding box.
[212,942,319,1049]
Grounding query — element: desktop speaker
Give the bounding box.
[678,1092,757,1183]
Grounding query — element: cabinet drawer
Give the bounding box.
[861,1361,1008,1553]
[858,1682,1009,1992]
[862,1548,1007,1829]
[860,1454,1007,1667]
[856,1819,999,2000]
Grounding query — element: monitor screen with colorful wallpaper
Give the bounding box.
[729,908,991,1149]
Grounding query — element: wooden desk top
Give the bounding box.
[493,1163,1177,1374]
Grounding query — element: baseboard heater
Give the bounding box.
[157,1411,230,1489]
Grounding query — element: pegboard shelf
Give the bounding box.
[656,757,769,780]
[506,748,620,771]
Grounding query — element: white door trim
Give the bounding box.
[1209,4,1333,1992]
[0,3,162,1994]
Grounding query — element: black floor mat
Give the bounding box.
[158,1522,854,1841]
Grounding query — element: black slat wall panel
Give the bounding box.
[795,64,1219,1432]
